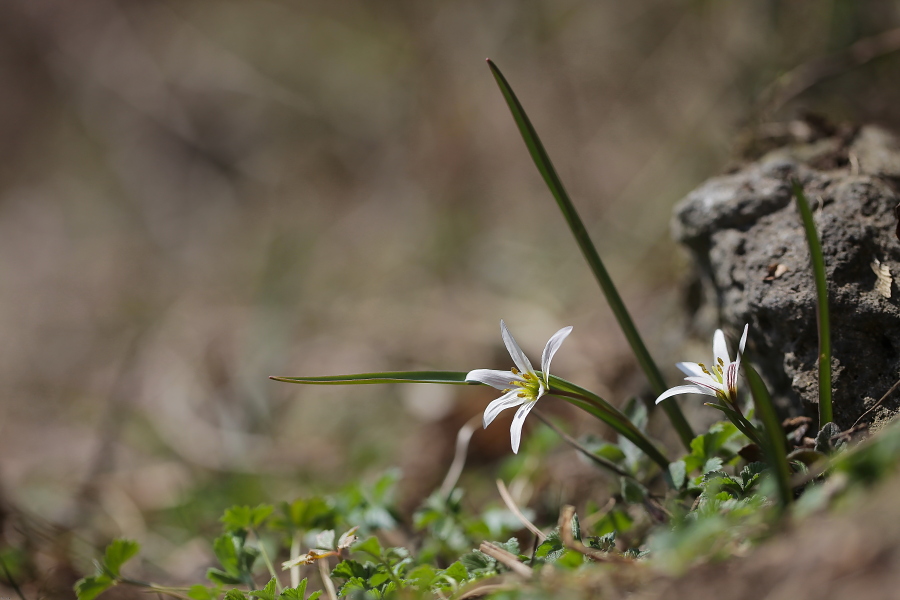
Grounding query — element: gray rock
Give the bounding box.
[673,125,900,428]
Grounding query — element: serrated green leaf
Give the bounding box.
[277,578,307,600]
[222,505,274,532]
[278,497,335,532]
[225,590,249,600]
[338,576,367,596]
[331,560,369,581]
[102,539,140,577]
[459,550,493,573]
[74,574,115,600]
[250,577,278,600]
[307,592,322,600]
[702,457,724,475]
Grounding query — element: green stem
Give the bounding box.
[548,375,672,475]
[487,59,693,449]
[793,181,832,426]
[532,409,636,479]
[252,528,281,592]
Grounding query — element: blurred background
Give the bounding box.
[3,0,900,594]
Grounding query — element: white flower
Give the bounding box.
[466,320,573,453]
[655,324,749,406]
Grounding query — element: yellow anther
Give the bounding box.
[517,392,526,398]
[522,372,533,380]
[717,357,725,366]
[511,367,520,375]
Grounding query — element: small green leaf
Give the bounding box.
[621,477,647,504]
[102,539,140,578]
[367,572,392,587]
[331,560,369,581]
[250,577,278,600]
[206,568,243,586]
[222,505,274,532]
[225,590,249,600]
[407,565,437,588]
[439,561,468,583]
[702,457,724,475]
[355,536,383,559]
[668,460,687,489]
[815,422,842,454]
[188,585,221,600]
[307,592,322,600]
[74,574,115,600]
[277,578,308,600]
[212,534,241,576]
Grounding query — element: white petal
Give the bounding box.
[713,329,730,366]
[540,326,573,387]
[483,389,526,428]
[684,376,725,395]
[500,320,536,375]
[734,324,749,371]
[509,399,538,454]
[655,384,717,404]
[676,362,706,378]
[466,369,523,390]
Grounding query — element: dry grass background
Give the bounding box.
[1,0,900,593]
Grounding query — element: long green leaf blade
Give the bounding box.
[486,58,693,449]
[793,180,832,426]
[271,370,670,475]
[270,371,474,385]
[744,363,793,508]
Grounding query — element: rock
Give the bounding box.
[673,125,900,428]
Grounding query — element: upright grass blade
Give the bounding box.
[792,181,832,427]
[744,363,792,509]
[486,59,693,449]
[271,370,670,473]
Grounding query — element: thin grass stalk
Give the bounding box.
[792,180,832,426]
[486,59,693,449]
[744,363,792,509]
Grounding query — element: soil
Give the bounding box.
[672,124,900,429]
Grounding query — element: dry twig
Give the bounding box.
[478,542,533,579]
[496,479,546,542]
